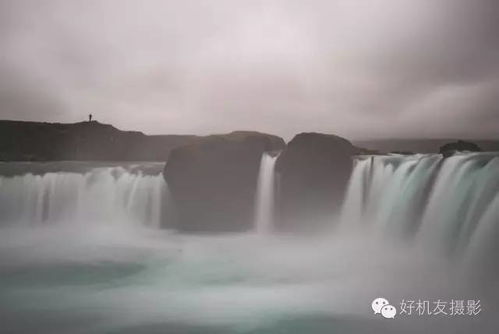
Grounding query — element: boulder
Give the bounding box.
[274,133,358,231]
[163,131,285,232]
[439,140,481,158]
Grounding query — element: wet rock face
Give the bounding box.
[274,133,358,232]
[163,132,285,232]
[439,140,481,158]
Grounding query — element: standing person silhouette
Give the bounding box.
[89,114,93,122]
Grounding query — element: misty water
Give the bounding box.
[0,155,498,334]
[254,152,279,234]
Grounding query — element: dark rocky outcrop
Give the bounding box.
[163,131,285,232]
[439,140,482,158]
[391,151,415,155]
[274,133,359,232]
[354,139,498,154]
[0,120,199,161]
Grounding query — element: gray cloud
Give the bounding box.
[0,0,497,140]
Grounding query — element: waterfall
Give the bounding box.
[340,153,499,254]
[0,165,168,228]
[254,152,279,233]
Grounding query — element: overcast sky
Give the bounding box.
[0,0,497,140]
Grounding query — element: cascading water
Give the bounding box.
[340,152,499,257]
[254,152,279,233]
[0,164,168,228]
[1,156,499,333]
